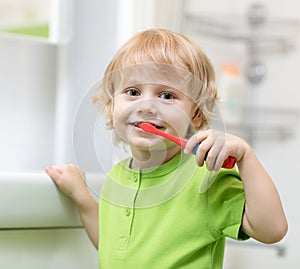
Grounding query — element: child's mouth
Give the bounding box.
[133,122,164,130]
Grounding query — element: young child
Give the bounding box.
[45,29,288,269]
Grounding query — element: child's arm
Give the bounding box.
[185,130,288,244]
[237,145,288,243]
[45,164,99,248]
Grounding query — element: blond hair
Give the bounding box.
[93,28,218,131]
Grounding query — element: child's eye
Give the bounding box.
[125,88,140,96]
[159,92,176,100]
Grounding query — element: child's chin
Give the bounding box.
[130,138,167,151]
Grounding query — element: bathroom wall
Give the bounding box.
[0,35,57,172]
[52,0,119,173]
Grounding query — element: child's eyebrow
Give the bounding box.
[111,67,195,98]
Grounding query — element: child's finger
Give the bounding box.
[205,139,225,171]
[45,166,62,181]
[184,131,209,154]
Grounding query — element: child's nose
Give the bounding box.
[136,99,158,115]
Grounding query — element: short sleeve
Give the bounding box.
[207,169,250,241]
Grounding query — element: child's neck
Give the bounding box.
[130,147,182,169]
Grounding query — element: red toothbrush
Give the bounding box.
[140,122,236,169]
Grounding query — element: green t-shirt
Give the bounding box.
[99,153,248,269]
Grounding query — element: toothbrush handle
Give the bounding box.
[192,144,236,169]
[191,144,200,155]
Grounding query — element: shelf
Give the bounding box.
[185,13,300,53]
[225,106,300,142]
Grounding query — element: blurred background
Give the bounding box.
[0,0,299,268]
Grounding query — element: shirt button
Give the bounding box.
[125,208,131,216]
[133,174,138,182]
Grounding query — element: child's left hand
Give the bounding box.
[184,129,249,171]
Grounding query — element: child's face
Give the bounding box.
[112,83,199,154]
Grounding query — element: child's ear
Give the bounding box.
[191,107,202,128]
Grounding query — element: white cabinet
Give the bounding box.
[0,229,98,269]
[0,172,103,269]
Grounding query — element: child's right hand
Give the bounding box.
[45,164,90,205]
[46,164,99,248]
[184,129,249,172]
